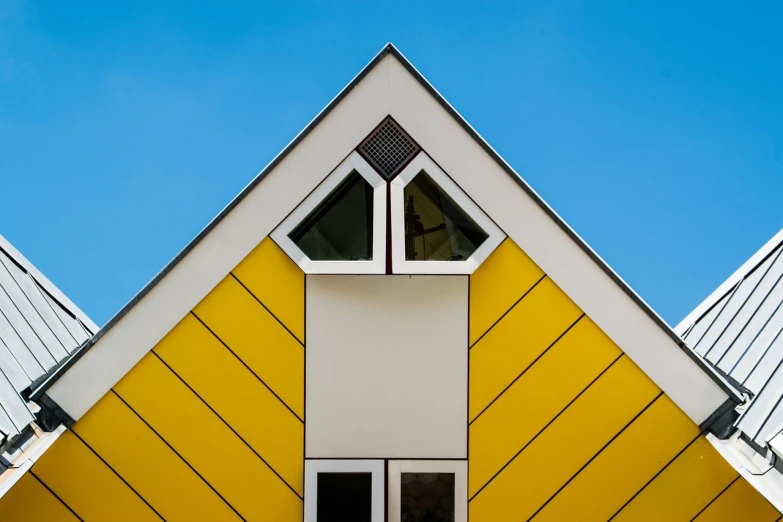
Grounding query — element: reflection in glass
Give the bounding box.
[317,472,372,522]
[289,171,373,261]
[404,172,488,261]
[401,472,455,522]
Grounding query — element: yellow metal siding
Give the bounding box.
[469,239,781,521]
[30,430,161,521]
[469,238,544,346]
[469,277,582,420]
[193,274,304,419]
[694,477,780,522]
[0,473,79,521]
[469,317,619,495]
[0,238,304,521]
[77,387,242,521]
[233,237,305,343]
[153,313,304,494]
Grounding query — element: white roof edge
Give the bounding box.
[676,228,783,335]
[43,43,737,424]
[0,234,98,333]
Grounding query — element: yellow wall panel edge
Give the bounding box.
[31,430,162,522]
[469,238,544,346]
[114,353,302,520]
[232,237,305,343]
[73,392,242,521]
[0,472,80,521]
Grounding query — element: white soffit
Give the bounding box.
[390,152,505,274]
[44,44,735,425]
[271,152,387,274]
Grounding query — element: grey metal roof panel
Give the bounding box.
[678,228,783,449]
[0,369,33,435]
[0,234,96,447]
[0,337,33,393]
[0,255,68,362]
[41,289,90,348]
[0,235,97,333]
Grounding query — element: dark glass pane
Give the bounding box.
[317,472,372,522]
[401,472,455,522]
[404,172,488,261]
[289,171,373,261]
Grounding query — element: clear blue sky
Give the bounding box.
[1,1,781,327]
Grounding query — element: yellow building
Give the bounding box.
[0,44,780,521]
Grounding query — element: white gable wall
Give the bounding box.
[46,46,732,426]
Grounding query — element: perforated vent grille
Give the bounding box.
[358,118,420,180]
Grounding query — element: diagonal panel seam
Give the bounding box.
[470,274,547,350]
[469,352,625,502]
[151,350,303,500]
[689,474,740,522]
[470,313,586,425]
[230,273,304,346]
[607,432,703,521]
[191,311,303,423]
[29,470,85,522]
[110,389,247,522]
[526,391,664,521]
[68,427,167,521]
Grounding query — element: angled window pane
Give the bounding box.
[400,472,455,522]
[404,172,488,261]
[317,472,373,522]
[289,171,373,261]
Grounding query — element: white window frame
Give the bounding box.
[388,460,468,522]
[271,151,387,274]
[304,459,385,522]
[390,152,505,274]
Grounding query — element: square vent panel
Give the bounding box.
[358,117,420,180]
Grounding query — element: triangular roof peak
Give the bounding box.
[39,43,739,425]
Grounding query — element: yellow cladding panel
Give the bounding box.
[114,354,302,521]
[469,317,620,496]
[469,239,545,345]
[469,356,660,522]
[73,393,239,521]
[531,395,699,521]
[232,237,304,343]
[194,275,304,418]
[0,473,79,521]
[32,430,160,522]
[694,477,780,522]
[469,277,582,420]
[613,436,737,522]
[154,314,304,494]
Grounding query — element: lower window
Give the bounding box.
[305,460,384,522]
[305,459,467,522]
[388,460,467,522]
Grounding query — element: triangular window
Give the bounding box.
[289,171,373,261]
[271,152,386,274]
[403,172,488,262]
[391,152,504,274]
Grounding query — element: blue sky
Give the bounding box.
[1,1,781,327]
